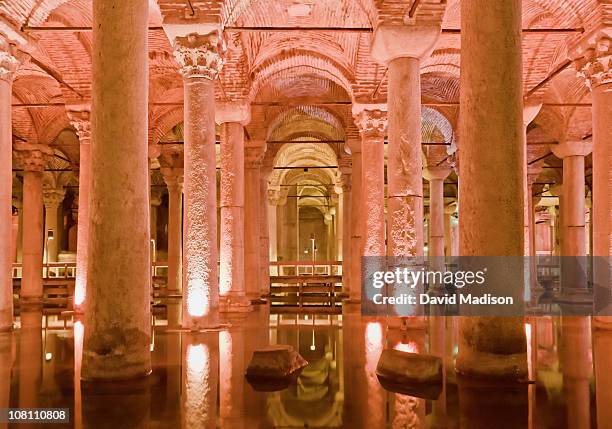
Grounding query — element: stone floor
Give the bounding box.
[0,306,601,428]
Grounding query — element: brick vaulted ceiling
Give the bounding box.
[0,0,608,178]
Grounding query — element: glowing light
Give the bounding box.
[187,278,209,317]
[74,279,85,307]
[394,341,418,354]
[185,343,212,427]
[45,352,52,361]
[366,322,383,346]
[525,322,533,379]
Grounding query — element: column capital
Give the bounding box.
[352,105,387,139]
[173,31,225,80]
[572,30,612,89]
[371,24,440,64]
[423,165,451,182]
[215,101,250,125]
[161,166,184,191]
[14,142,53,172]
[523,102,543,126]
[268,187,287,206]
[0,37,19,83]
[67,108,92,144]
[551,140,593,159]
[42,188,66,208]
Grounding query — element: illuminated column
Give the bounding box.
[82,0,151,380]
[424,166,450,258]
[593,327,612,427]
[347,139,362,302]
[67,108,91,310]
[522,104,542,257]
[371,25,439,256]
[339,167,351,292]
[457,0,527,379]
[260,165,272,296]
[42,188,65,263]
[573,31,612,325]
[160,162,183,292]
[268,194,278,265]
[173,31,224,329]
[443,203,457,257]
[216,102,251,311]
[15,143,52,305]
[0,39,18,330]
[150,188,163,258]
[353,106,387,258]
[244,145,266,300]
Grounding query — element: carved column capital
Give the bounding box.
[573,32,612,89]
[67,108,92,144]
[268,187,287,206]
[173,31,225,80]
[161,166,184,193]
[353,106,387,139]
[245,146,266,169]
[42,188,66,208]
[550,140,593,159]
[0,38,19,83]
[14,142,53,172]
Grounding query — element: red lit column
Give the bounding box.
[0,38,18,331]
[82,0,151,380]
[216,102,251,311]
[260,165,272,297]
[160,154,183,293]
[173,31,224,329]
[15,143,52,306]
[42,188,65,263]
[423,166,451,258]
[347,139,362,302]
[457,0,527,379]
[338,159,352,294]
[371,25,440,257]
[244,145,266,300]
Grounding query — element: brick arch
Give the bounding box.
[151,106,184,145]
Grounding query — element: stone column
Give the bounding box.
[371,25,439,257]
[160,165,183,292]
[347,139,362,302]
[244,145,266,300]
[82,0,151,380]
[573,31,612,325]
[339,170,351,293]
[260,165,272,296]
[67,108,91,310]
[216,102,251,311]
[173,31,224,329]
[42,188,65,263]
[150,188,163,260]
[353,106,387,258]
[0,39,18,330]
[457,0,527,379]
[15,143,52,305]
[551,140,592,303]
[423,166,451,258]
[522,104,542,257]
[443,203,457,257]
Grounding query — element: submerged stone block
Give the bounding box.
[376,348,443,399]
[245,345,308,391]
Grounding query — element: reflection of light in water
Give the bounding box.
[187,279,209,317]
[525,322,533,379]
[185,343,212,428]
[74,321,84,429]
[219,331,232,419]
[365,322,384,427]
[394,342,418,353]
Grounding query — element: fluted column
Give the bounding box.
[173,31,224,329]
[244,145,266,300]
[347,139,362,302]
[67,108,91,310]
[371,25,439,256]
[424,166,451,258]
[457,0,527,379]
[0,39,18,330]
[216,102,251,311]
[42,188,65,264]
[160,165,183,292]
[353,107,387,258]
[16,143,52,305]
[573,31,612,325]
[82,0,151,380]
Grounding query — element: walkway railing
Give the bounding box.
[269,260,342,276]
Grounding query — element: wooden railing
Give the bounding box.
[269,260,342,276]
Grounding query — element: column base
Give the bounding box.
[456,348,528,380]
[593,316,612,330]
[219,296,253,313]
[556,289,593,315]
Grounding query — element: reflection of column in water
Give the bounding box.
[560,317,592,429]
[243,307,268,425]
[364,321,384,428]
[219,327,247,429]
[594,326,612,429]
[18,309,42,410]
[74,321,84,429]
[428,315,448,427]
[165,330,182,421]
[182,333,219,429]
[0,333,14,429]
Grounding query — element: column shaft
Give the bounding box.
[428,178,445,257]
[387,57,424,256]
[244,153,262,299]
[21,170,44,303]
[165,176,182,292]
[457,0,527,379]
[562,155,586,256]
[342,185,351,292]
[349,150,362,301]
[259,174,270,295]
[82,0,151,380]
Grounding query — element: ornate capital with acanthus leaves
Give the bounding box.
[573,33,612,89]
[353,107,387,140]
[173,31,225,80]
[0,37,19,83]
